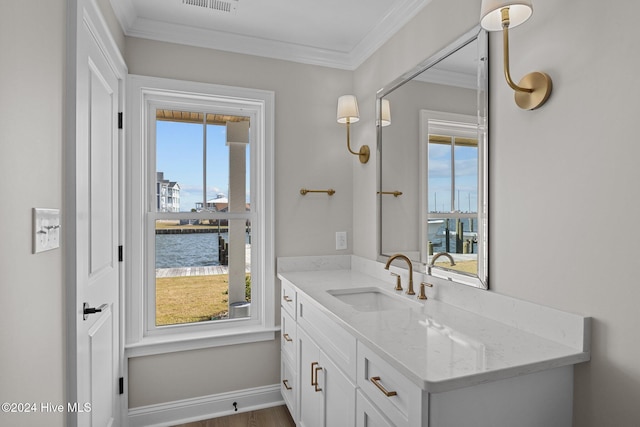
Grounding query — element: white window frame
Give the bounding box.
[419,110,486,289]
[125,75,276,357]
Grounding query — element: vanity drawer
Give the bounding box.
[356,390,395,427]
[281,353,297,421]
[357,342,423,427]
[281,279,297,319]
[281,309,297,362]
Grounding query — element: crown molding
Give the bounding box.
[110,0,432,70]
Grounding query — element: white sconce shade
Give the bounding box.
[480,0,532,31]
[337,94,369,163]
[337,95,360,124]
[479,0,551,110]
[380,99,391,127]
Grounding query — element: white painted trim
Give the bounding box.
[85,0,127,78]
[125,327,279,358]
[109,0,432,70]
[125,74,276,346]
[127,384,284,427]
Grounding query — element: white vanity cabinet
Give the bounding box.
[281,278,357,427]
[277,258,590,427]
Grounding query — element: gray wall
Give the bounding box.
[0,2,66,426]
[124,37,354,407]
[355,0,640,425]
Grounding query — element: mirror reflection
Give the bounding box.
[377,26,488,288]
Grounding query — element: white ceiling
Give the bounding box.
[109,0,432,70]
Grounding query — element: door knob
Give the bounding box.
[83,303,108,320]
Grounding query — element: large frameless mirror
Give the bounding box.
[377,26,489,289]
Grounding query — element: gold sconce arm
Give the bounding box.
[482,3,553,110]
[500,7,552,109]
[345,120,370,164]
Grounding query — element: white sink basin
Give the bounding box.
[327,287,420,312]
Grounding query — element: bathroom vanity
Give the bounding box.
[278,255,590,427]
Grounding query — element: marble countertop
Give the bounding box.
[277,258,590,393]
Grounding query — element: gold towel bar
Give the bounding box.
[300,188,335,196]
[377,191,403,197]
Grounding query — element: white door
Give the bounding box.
[68,2,122,426]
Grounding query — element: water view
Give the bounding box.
[155,232,250,268]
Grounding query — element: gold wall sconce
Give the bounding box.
[378,99,391,127]
[337,95,370,163]
[480,0,552,110]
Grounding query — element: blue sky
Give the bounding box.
[428,143,478,213]
[156,120,250,212]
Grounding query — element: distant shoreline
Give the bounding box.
[155,227,226,234]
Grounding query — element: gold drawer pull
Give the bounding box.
[370,376,397,397]
[283,333,293,342]
[283,295,293,302]
[282,379,292,390]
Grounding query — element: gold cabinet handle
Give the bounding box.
[282,379,292,390]
[283,333,293,342]
[314,366,323,392]
[370,376,397,397]
[283,295,293,302]
[311,362,319,386]
[311,362,322,391]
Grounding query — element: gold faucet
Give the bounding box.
[384,254,415,295]
[428,252,455,276]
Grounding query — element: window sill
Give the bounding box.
[125,325,280,358]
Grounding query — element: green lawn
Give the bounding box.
[155,274,250,326]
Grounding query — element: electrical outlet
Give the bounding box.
[336,231,347,250]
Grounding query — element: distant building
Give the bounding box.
[156,172,180,212]
[195,193,250,212]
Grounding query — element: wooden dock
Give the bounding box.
[155,244,251,278]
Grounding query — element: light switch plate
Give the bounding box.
[33,208,61,253]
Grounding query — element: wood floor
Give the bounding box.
[172,405,296,427]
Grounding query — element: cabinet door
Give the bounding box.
[319,350,355,426]
[298,327,356,427]
[298,327,323,427]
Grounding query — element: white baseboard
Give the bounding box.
[127,384,284,427]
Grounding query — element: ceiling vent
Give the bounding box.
[182,0,238,14]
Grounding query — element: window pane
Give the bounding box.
[427,216,478,276]
[205,123,229,211]
[154,219,252,326]
[454,144,478,213]
[428,138,452,213]
[156,119,204,212]
[154,112,253,327]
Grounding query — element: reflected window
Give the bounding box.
[423,113,482,280]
